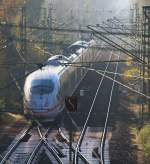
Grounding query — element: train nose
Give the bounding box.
[24,74,60,111]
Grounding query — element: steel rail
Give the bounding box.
[26,140,43,164]
[0,126,32,164]
[64,46,105,132]
[27,126,63,164]
[42,127,64,164]
[74,51,113,164]
[100,55,119,164]
[43,140,63,164]
[0,155,3,160]
[62,48,106,163]
[25,126,45,164]
[58,128,90,164]
[26,127,47,164]
[60,41,105,131]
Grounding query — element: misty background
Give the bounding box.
[41,0,131,29]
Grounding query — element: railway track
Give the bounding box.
[0,126,32,164]
[73,51,113,163]
[65,50,120,164]
[26,126,63,164]
[100,54,119,164]
[0,123,90,164]
[0,125,62,164]
[0,48,120,164]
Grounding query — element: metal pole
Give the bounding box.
[142,6,150,119]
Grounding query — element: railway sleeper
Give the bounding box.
[51,143,66,158]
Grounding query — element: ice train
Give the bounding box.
[23,40,98,121]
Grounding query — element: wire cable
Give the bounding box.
[87,25,146,65]
[0,68,37,90]
[62,64,150,100]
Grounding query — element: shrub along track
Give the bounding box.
[109,95,138,164]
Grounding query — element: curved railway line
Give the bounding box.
[74,50,114,164]
[72,51,120,164]
[0,126,32,164]
[0,0,139,163]
[0,125,63,164]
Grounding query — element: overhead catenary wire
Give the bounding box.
[0,68,37,91]
[90,25,142,32]
[64,63,144,79]
[0,61,148,92]
[61,61,150,80]
[103,21,142,46]
[103,18,143,53]
[94,32,143,64]
[0,59,135,68]
[62,63,150,100]
[63,63,141,79]
[91,69,141,79]
[0,22,133,36]
[0,55,143,70]
[87,25,146,65]
[95,24,136,50]
[96,69,150,80]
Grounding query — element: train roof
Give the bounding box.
[45,55,70,66]
[71,41,89,47]
[25,65,63,86]
[63,40,89,56]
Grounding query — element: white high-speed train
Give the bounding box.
[23,40,98,122]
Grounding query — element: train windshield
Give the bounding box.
[30,79,54,95]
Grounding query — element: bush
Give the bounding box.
[139,124,150,156]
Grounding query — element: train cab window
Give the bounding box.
[46,59,60,66]
[30,79,54,95]
[45,55,70,66]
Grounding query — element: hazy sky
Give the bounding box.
[100,0,131,12]
[42,0,131,27]
[115,0,131,9]
[43,0,131,11]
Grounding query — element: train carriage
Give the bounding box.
[23,40,98,122]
